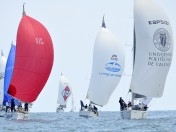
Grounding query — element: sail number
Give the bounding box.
[148,20,169,25]
[36,38,44,44]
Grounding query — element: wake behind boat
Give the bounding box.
[120,0,173,119]
[79,17,125,118]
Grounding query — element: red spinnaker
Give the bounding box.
[8,15,54,102]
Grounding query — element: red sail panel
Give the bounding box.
[8,15,54,102]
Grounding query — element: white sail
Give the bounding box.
[57,74,72,107]
[130,0,173,98]
[70,93,76,112]
[86,18,125,106]
[0,51,7,105]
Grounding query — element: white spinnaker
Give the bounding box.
[57,74,72,107]
[86,26,125,106]
[0,51,7,105]
[130,0,173,98]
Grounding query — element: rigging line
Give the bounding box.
[125,91,130,102]
[147,99,156,108]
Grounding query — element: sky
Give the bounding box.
[0,0,176,112]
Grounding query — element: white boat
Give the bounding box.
[4,111,29,120]
[0,50,7,117]
[120,0,173,119]
[56,73,72,112]
[79,108,98,118]
[6,4,54,120]
[79,17,125,118]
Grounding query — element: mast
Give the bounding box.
[131,27,136,105]
[102,16,106,28]
[23,3,26,16]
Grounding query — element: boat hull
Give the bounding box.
[79,110,98,118]
[4,112,29,120]
[120,110,147,119]
[56,108,64,113]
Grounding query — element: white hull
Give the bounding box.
[120,110,147,119]
[79,109,98,118]
[4,112,29,120]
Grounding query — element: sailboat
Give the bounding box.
[0,51,7,117]
[79,17,125,118]
[120,0,173,119]
[56,74,72,112]
[6,4,54,120]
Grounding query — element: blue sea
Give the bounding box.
[1,111,176,132]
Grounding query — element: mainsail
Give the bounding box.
[57,74,72,108]
[8,5,54,103]
[0,51,7,105]
[130,0,173,98]
[86,17,125,106]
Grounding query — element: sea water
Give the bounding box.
[0,111,176,132]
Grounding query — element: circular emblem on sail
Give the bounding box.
[105,62,121,72]
[153,28,171,52]
[62,86,71,101]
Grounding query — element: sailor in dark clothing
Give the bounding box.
[119,97,126,110]
[85,104,88,109]
[128,101,132,107]
[80,100,85,110]
[11,99,15,112]
[24,103,28,112]
[5,101,10,113]
[93,105,98,114]
[94,105,98,111]
[143,105,148,111]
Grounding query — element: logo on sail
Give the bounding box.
[153,28,171,52]
[105,62,121,72]
[62,86,71,101]
[111,55,118,61]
